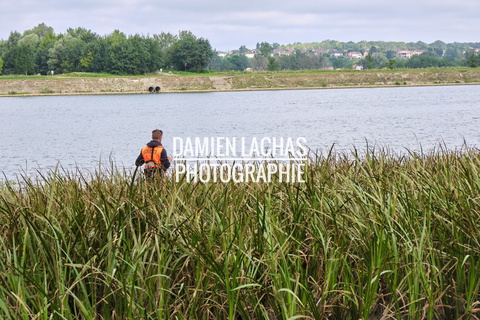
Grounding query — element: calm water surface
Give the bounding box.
[1,85,479,180]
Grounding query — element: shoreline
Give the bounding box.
[1,69,480,97]
[1,82,479,98]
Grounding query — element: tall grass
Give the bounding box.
[1,146,480,319]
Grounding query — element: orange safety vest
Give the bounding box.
[141,146,164,171]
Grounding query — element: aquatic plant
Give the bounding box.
[1,146,479,319]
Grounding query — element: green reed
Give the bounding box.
[1,146,480,319]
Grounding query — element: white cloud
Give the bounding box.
[1,0,479,50]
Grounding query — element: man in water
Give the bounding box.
[135,129,172,177]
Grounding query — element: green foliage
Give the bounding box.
[0,57,3,74]
[80,51,94,69]
[267,56,279,71]
[2,147,480,319]
[276,50,332,70]
[153,32,178,51]
[23,22,54,40]
[167,31,213,72]
[238,45,249,53]
[1,25,165,75]
[36,30,57,74]
[108,35,150,75]
[14,44,36,75]
[2,24,480,75]
[466,53,479,68]
[250,54,267,71]
[330,56,354,69]
[406,51,455,68]
[211,54,251,71]
[47,34,88,73]
[386,58,396,69]
[258,42,273,57]
[365,54,374,69]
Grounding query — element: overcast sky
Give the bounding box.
[1,0,479,51]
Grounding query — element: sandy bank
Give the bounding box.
[1,69,479,97]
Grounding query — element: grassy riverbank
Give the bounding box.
[1,67,480,96]
[1,147,480,319]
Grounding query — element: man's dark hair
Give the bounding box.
[152,129,163,140]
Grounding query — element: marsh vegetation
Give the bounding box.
[1,147,480,319]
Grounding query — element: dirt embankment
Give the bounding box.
[1,69,480,96]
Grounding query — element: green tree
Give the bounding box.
[365,53,374,69]
[406,52,453,68]
[103,30,127,73]
[430,40,447,57]
[23,23,54,40]
[145,37,163,72]
[167,31,213,72]
[125,35,149,74]
[0,57,4,74]
[444,47,461,63]
[36,30,57,74]
[106,35,146,74]
[48,34,87,73]
[2,31,22,74]
[153,32,177,51]
[66,27,98,43]
[258,42,273,57]
[207,54,227,70]
[386,59,396,69]
[330,56,354,69]
[227,54,250,71]
[466,53,479,68]
[238,45,249,53]
[251,54,267,70]
[18,33,40,48]
[386,50,397,59]
[15,33,40,74]
[267,56,279,71]
[90,38,110,73]
[14,44,36,75]
[278,54,300,70]
[80,51,94,70]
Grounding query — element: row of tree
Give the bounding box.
[1,23,479,75]
[210,41,480,71]
[0,23,214,75]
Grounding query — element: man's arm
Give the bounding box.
[135,153,145,166]
[161,148,171,170]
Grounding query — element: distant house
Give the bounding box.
[216,51,228,57]
[243,51,256,58]
[347,52,363,59]
[330,50,344,58]
[272,49,295,56]
[310,49,328,56]
[397,50,425,58]
[397,50,412,58]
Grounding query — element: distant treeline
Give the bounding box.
[1,23,479,75]
[211,41,480,71]
[0,23,214,75]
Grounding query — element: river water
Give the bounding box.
[1,85,479,181]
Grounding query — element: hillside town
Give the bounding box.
[217,48,428,59]
[212,44,480,71]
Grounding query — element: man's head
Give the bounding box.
[152,129,163,141]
